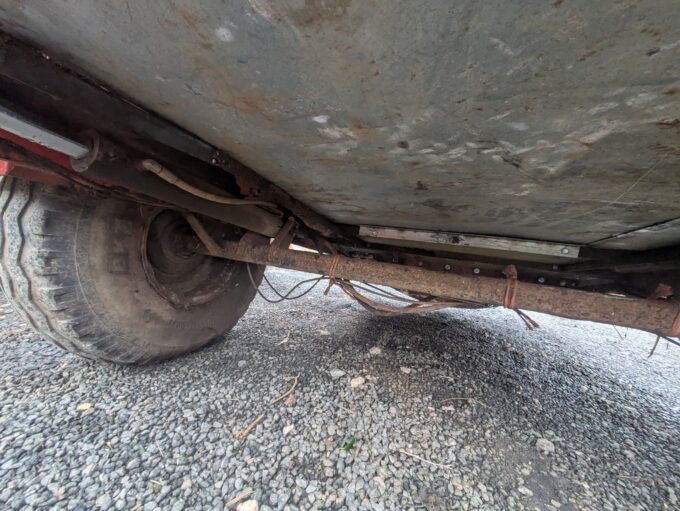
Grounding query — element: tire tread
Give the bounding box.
[0,178,136,363]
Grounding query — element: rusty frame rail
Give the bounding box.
[186,216,680,337]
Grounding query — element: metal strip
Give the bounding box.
[359,226,581,258]
[0,106,89,159]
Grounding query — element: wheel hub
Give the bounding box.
[142,210,235,308]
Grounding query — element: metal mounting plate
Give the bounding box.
[359,226,581,259]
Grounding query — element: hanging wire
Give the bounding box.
[246,264,327,303]
[246,260,485,313]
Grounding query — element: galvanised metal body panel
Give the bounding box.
[1,1,679,248]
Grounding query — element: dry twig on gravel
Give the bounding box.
[235,415,264,440]
[271,374,300,405]
[398,449,452,469]
[235,374,301,442]
[225,489,253,508]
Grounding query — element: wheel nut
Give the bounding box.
[473,267,480,274]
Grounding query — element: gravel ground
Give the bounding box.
[0,267,679,511]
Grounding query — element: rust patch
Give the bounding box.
[656,118,680,132]
[250,0,354,30]
[214,94,280,121]
[349,120,372,139]
[238,95,276,115]
[651,143,680,158]
[286,0,354,28]
[248,0,284,23]
[177,6,204,30]
[577,49,597,62]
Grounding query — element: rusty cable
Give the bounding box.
[246,258,485,312]
[141,159,280,210]
[502,265,540,330]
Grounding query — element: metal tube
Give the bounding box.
[190,223,679,336]
[140,159,280,209]
[0,106,89,158]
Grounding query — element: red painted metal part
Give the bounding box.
[0,128,83,186]
[0,128,73,169]
[0,162,71,187]
[0,160,14,175]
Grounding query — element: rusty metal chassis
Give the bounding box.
[186,216,680,337]
[2,34,680,337]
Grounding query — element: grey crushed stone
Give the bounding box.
[0,267,678,510]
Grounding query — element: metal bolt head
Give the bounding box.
[444,264,451,271]
[561,247,570,255]
[552,265,559,270]
[473,267,481,274]
[538,276,545,283]
[559,280,567,286]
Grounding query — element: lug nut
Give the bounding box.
[538,277,545,283]
[444,264,451,271]
[473,268,480,274]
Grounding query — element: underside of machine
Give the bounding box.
[0,1,679,347]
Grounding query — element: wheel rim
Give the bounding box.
[141,210,236,308]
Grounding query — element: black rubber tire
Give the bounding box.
[0,176,264,364]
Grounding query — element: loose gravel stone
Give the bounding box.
[349,376,365,388]
[236,500,258,511]
[0,268,678,510]
[536,437,555,455]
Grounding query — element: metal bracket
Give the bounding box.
[359,226,581,259]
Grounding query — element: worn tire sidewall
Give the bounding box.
[75,198,262,358]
